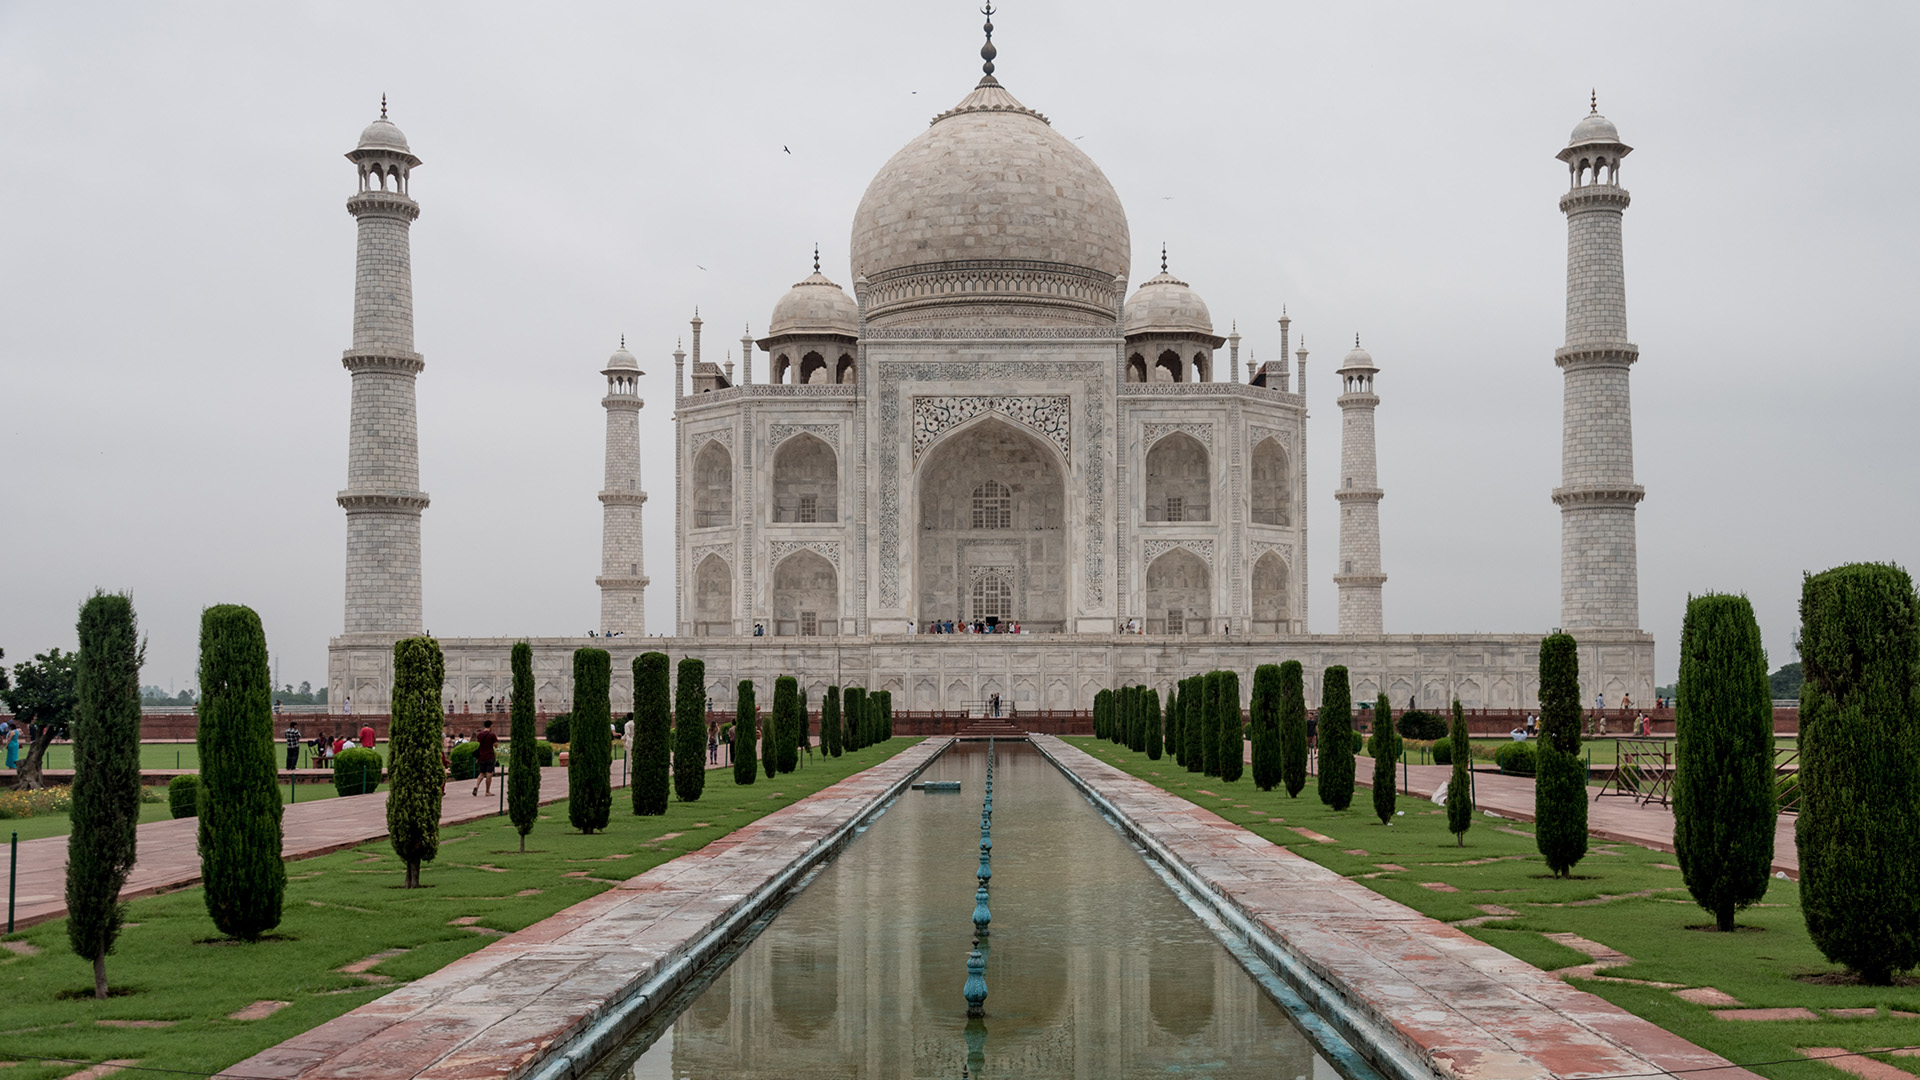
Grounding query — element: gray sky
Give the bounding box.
[4,2,1915,695]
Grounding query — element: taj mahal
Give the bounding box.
[327,22,1654,717]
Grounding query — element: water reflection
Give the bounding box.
[595,742,1328,1079]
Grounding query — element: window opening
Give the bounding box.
[971,480,1011,530]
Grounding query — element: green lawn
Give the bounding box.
[1384,736,1799,770]
[19,741,626,773]
[3,783,356,843]
[0,739,911,1079]
[1067,737,1914,1080]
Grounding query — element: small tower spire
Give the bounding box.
[813,243,821,273]
[979,3,997,79]
[1160,243,1168,273]
[380,93,387,120]
[1590,88,1598,113]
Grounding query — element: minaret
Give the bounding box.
[1553,95,1643,631]
[1334,337,1385,635]
[739,324,754,385]
[597,338,648,635]
[338,98,428,637]
[1276,308,1292,392]
[1228,321,1241,382]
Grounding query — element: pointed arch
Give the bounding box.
[691,441,733,528]
[1250,550,1289,632]
[1145,547,1210,633]
[1250,437,1291,526]
[692,553,732,635]
[1145,432,1210,522]
[772,433,838,522]
[772,549,837,636]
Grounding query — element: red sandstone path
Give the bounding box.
[4,753,755,931]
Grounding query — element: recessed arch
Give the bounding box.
[772,434,837,523]
[772,353,792,384]
[1145,547,1210,633]
[835,353,856,384]
[1155,349,1182,383]
[1145,432,1209,523]
[692,441,733,528]
[1250,550,1289,632]
[1250,437,1291,526]
[772,549,837,636]
[799,350,828,385]
[914,416,1068,632]
[1126,353,1147,383]
[692,553,732,635]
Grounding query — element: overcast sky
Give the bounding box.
[4,2,1915,695]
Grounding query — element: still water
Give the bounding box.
[587,742,1335,1079]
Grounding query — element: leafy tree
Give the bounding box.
[1371,692,1398,824]
[1535,633,1587,877]
[1217,671,1243,783]
[633,652,671,812]
[673,658,707,802]
[1768,662,1804,700]
[195,605,284,937]
[1318,666,1355,811]
[1446,699,1473,845]
[821,683,842,758]
[507,642,540,851]
[388,636,446,887]
[567,648,613,834]
[1673,593,1776,931]
[69,592,143,998]
[1183,676,1205,773]
[1250,664,1281,791]
[1279,661,1308,798]
[3,646,79,790]
[770,677,799,775]
[732,679,758,784]
[1797,563,1920,983]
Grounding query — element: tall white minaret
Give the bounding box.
[338,98,428,638]
[597,339,647,635]
[1334,337,1385,635]
[1553,95,1643,631]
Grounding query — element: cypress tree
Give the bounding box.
[732,678,758,785]
[1672,594,1777,930]
[878,690,894,742]
[842,686,861,753]
[822,684,842,757]
[1319,666,1355,811]
[784,683,804,770]
[1446,698,1473,845]
[568,647,613,834]
[1279,661,1308,798]
[508,642,540,851]
[771,677,799,774]
[1217,671,1244,783]
[1144,687,1164,760]
[1184,676,1205,773]
[1371,692,1398,824]
[69,592,142,998]
[797,686,811,764]
[1093,689,1109,741]
[1797,564,1920,983]
[1251,663,1282,791]
[196,604,285,937]
[1534,633,1587,877]
[1165,684,1181,766]
[388,636,447,886]
[1198,672,1221,776]
[1118,685,1133,749]
[673,657,707,802]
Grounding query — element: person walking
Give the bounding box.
[472,718,498,797]
[284,721,301,770]
[359,722,376,750]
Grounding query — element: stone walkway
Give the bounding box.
[1043,735,1764,1080]
[218,738,947,1080]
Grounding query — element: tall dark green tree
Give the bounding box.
[1371,692,1398,824]
[1165,684,1182,767]
[1144,686,1164,760]
[877,690,894,742]
[1534,633,1587,877]
[674,658,707,802]
[633,653,672,811]
[1093,688,1111,741]
[770,676,799,774]
[568,647,613,834]
[196,604,285,937]
[1250,664,1281,791]
[732,678,759,785]
[1674,594,1775,930]
[822,684,842,757]
[1200,673,1222,776]
[1118,685,1134,750]
[841,687,862,754]
[1184,676,1205,773]
[1217,671,1244,783]
[388,636,447,887]
[69,592,143,998]
[797,686,812,763]
[1318,666,1355,811]
[1797,563,1920,983]
[1446,699,1473,845]
[1279,661,1308,797]
[507,642,540,851]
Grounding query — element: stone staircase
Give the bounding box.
[954,717,1027,740]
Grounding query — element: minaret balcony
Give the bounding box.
[1559,186,1631,214]
[336,490,431,512]
[342,348,425,374]
[1551,484,1645,508]
[1335,391,1380,408]
[595,575,650,589]
[598,491,647,507]
[345,190,420,220]
[1332,486,1384,503]
[1552,344,1638,370]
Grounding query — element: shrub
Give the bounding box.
[1674,593,1777,932]
[674,658,707,802]
[1429,739,1453,765]
[1319,667,1355,811]
[508,641,541,851]
[1217,671,1243,783]
[1447,699,1473,845]
[733,679,758,785]
[567,648,613,834]
[168,774,200,819]
[69,592,144,998]
[1397,710,1448,741]
[387,636,446,888]
[1534,633,1587,877]
[196,604,285,939]
[449,741,480,780]
[333,747,383,795]
[534,740,554,767]
[1371,693,1399,825]
[632,652,671,814]
[1495,740,1536,776]
[544,714,571,745]
[1798,563,1920,984]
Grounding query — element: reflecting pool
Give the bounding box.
[587,742,1334,1079]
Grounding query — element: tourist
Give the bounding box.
[359,723,376,750]
[1306,711,1318,748]
[285,721,301,770]
[907,619,915,635]
[708,728,719,764]
[471,718,498,797]
[4,726,17,769]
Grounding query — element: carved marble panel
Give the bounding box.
[1142,422,1214,452]
[769,539,840,570]
[911,396,1071,462]
[1143,538,1214,566]
[769,423,841,452]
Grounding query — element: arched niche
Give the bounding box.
[914,417,1068,632]
[1250,437,1291,526]
[1250,550,1289,632]
[692,554,732,635]
[772,549,837,636]
[772,434,837,523]
[1155,349,1182,383]
[799,350,828,385]
[691,441,733,528]
[835,353,856,384]
[1145,432,1210,523]
[1145,547,1210,634]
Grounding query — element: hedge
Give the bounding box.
[333,747,383,795]
[168,774,201,819]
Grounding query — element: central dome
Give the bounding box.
[849,77,1132,327]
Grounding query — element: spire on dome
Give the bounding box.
[813,244,821,273]
[380,93,388,120]
[620,334,625,348]
[1590,88,1598,113]
[1160,243,1168,273]
[979,3,997,81]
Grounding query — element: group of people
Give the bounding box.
[914,619,1021,635]
[283,723,378,770]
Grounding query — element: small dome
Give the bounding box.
[605,344,640,371]
[768,271,859,338]
[1338,340,1376,373]
[357,116,412,154]
[1568,110,1620,147]
[1125,269,1213,337]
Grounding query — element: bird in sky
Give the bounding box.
[783,145,791,154]
[697,264,708,271]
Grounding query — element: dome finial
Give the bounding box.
[813,243,821,273]
[979,3,997,78]
[1160,243,1168,273]
[1356,332,1361,347]
[620,333,625,349]
[380,93,388,120]
[1590,89,1598,114]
